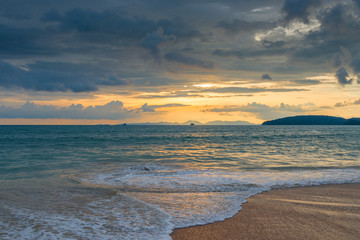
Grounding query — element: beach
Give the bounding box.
[171,183,360,240]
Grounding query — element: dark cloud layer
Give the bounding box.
[282,0,322,23]
[0,0,359,98]
[42,8,203,44]
[0,24,58,57]
[0,60,127,92]
[164,52,214,69]
[216,19,275,35]
[43,8,157,39]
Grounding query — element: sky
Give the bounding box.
[0,0,360,125]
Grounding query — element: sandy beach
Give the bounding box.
[171,183,360,240]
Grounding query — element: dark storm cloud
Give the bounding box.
[164,52,214,69]
[0,60,128,92]
[335,67,353,85]
[282,0,322,23]
[0,100,135,119]
[261,74,272,80]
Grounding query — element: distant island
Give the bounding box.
[262,115,360,125]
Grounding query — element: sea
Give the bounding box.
[0,125,360,239]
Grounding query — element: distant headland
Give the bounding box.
[262,115,360,125]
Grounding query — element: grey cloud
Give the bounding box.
[0,7,206,63]
[202,87,307,94]
[335,67,353,85]
[41,9,64,22]
[139,103,155,112]
[134,92,203,99]
[291,40,343,62]
[131,0,281,12]
[350,57,360,73]
[2,0,360,96]
[134,91,253,99]
[0,100,135,119]
[318,4,359,35]
[0,24,59,57]
[282,0,322,23]
[43,8,157,40]
[288,80,321,86]
[207,102,309,120]
[141,27,175,59]
[350,57,360,83]
[138,103,187,112]
[261,40,285,49]
[216,19,275,35]
[0,60,128,92]
[261,74,272,80]
[213,49,243,58]
[354,0,360,8]
[43,9,204,42]
[335,98,360,107]
[299,3,360,60]
[213,47,290,60]
[333,54,342,68]
[158,17,205,40]
[164,52,214,69]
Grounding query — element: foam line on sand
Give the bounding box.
[171,183,360,240]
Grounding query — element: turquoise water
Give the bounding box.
[1,125,360,239]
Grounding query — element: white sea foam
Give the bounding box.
[83,164,360,229]
[0,193,173,240]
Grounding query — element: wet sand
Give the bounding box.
[171,183,360,240]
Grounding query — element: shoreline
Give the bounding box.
[171,183,360,240]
